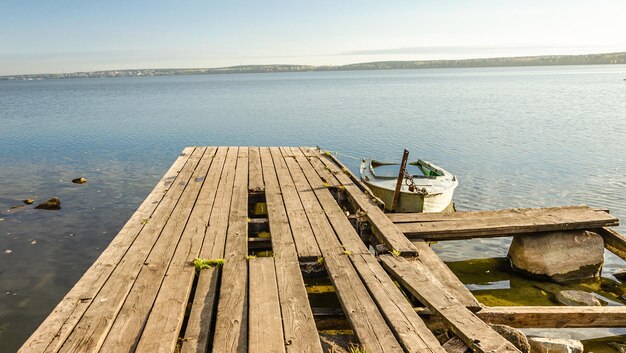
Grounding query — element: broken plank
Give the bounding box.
[259,147,323,353]
[211,147,249,353]
[18,147,196,353]
[248,257,286,353]
[380,255,521,353]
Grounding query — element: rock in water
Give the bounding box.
[508,230,604,282]
[35,197,61,210]
[23,199,34,205]
[556,290,602,306]
[614,269,626,281]
[72,177,87,184]
[490,324,530,353]
[527,337,583,353]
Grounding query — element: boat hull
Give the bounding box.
[363,179,455,213]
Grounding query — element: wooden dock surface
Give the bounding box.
[18,147,626,353]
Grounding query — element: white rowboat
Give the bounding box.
[359,159,458,213]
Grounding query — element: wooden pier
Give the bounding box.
[18,147,626,353]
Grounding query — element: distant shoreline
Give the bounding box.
[2,51,626,81]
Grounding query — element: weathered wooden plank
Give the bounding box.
[259,147,323,353]
[248,146,264,192]
[393,206,618,240]
[299,147,340,187]
[380,255,521,353]
[388,205,593,223]
[304,147,417,255]
[291,147,445,353]
[598,227,626,261]
[288,147,369,255]
[211,147,249,353]
[181,147,239,353]
[284,149,403,353]
[248,257,286,353]
[442,337,467,353]
[411,240,480,309]
[56,147,210,353]
[269,147,321,260]
[350,254,446,353]
[18,147,196,353]
[477,306,626,328]
[133,147,228,353]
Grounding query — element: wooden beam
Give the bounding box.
[598,227,626,261]
[248,257,286,353]
[391,206,618,240]
[477,306,626,328]
[211,147,249,353]
[380,255,520,353]
[260,147,323,353]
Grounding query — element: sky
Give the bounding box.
[2,0,626,75]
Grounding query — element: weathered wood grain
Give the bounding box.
[392,206,618,240]
[248,146,264,192]
[477,306,626,328]
[270,147,321,260]
[211,147,249,353]
[248,257,286,353]
[380,255,521,353]
[598,227,626,261]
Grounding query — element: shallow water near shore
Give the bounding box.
[1,65,626,352]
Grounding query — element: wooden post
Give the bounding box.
[391,149,409,212]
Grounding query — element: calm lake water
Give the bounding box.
[1,65,626,352]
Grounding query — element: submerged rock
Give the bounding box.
[490,324,530,353]
[508,230,604,283]
[527,337,583,353]
[35,197,61,210]
[72,177,87,184]
[609,342,626,353]
[614,269,626,281]
[555,290,602,306]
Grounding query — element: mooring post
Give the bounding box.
[391,149,409,211]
